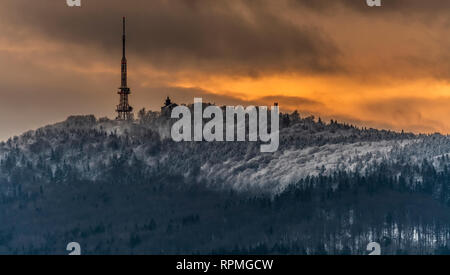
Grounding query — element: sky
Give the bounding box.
[1,0,450,140]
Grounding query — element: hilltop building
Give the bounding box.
[161,96,178,117]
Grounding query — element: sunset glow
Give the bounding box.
[1,0,450,140]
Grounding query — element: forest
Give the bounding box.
[0,109,449,254]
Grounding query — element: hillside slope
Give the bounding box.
[0,113,450,254]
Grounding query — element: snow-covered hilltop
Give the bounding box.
[0,111,448,194]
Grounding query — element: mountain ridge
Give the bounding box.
[1,112,450,254]
[0,111,434,194]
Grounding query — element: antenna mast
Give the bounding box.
[116,17,133,120]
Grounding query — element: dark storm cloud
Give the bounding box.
[3,0,448,80]
[0,0,342,77]
[291,0,450,14]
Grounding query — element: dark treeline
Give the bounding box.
[0,156,449,254]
